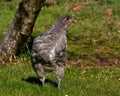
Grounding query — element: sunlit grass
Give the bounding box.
[0,0,120,65]
[0,61,120,96]
[0,0,120,95]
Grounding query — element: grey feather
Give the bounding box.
[31,15,76,89]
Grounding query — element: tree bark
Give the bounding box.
[0,0,45,64]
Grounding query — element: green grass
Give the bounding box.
[0,60,120,96]
[0,0,120,95]
[0,0,120,65]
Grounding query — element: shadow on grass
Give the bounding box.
[22,76,58,88]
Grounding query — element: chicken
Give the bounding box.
[31,15,76,89]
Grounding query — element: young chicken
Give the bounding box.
[31,15,76,89]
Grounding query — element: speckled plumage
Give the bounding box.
[31,15,76,88]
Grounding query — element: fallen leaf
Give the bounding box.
[66,2,89,11]
[104,8,112,16]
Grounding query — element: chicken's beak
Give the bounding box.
[72,18,77,23]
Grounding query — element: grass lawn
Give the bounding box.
[0,0,120,96]
[0,60,120,96]
[0,0,120,66]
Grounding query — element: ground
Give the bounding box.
[0,0,120,96]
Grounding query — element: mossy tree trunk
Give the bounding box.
[0,0,45,64]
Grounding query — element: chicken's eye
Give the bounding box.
[66,17,70,20]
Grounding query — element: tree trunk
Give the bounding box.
[0,0,45,64]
